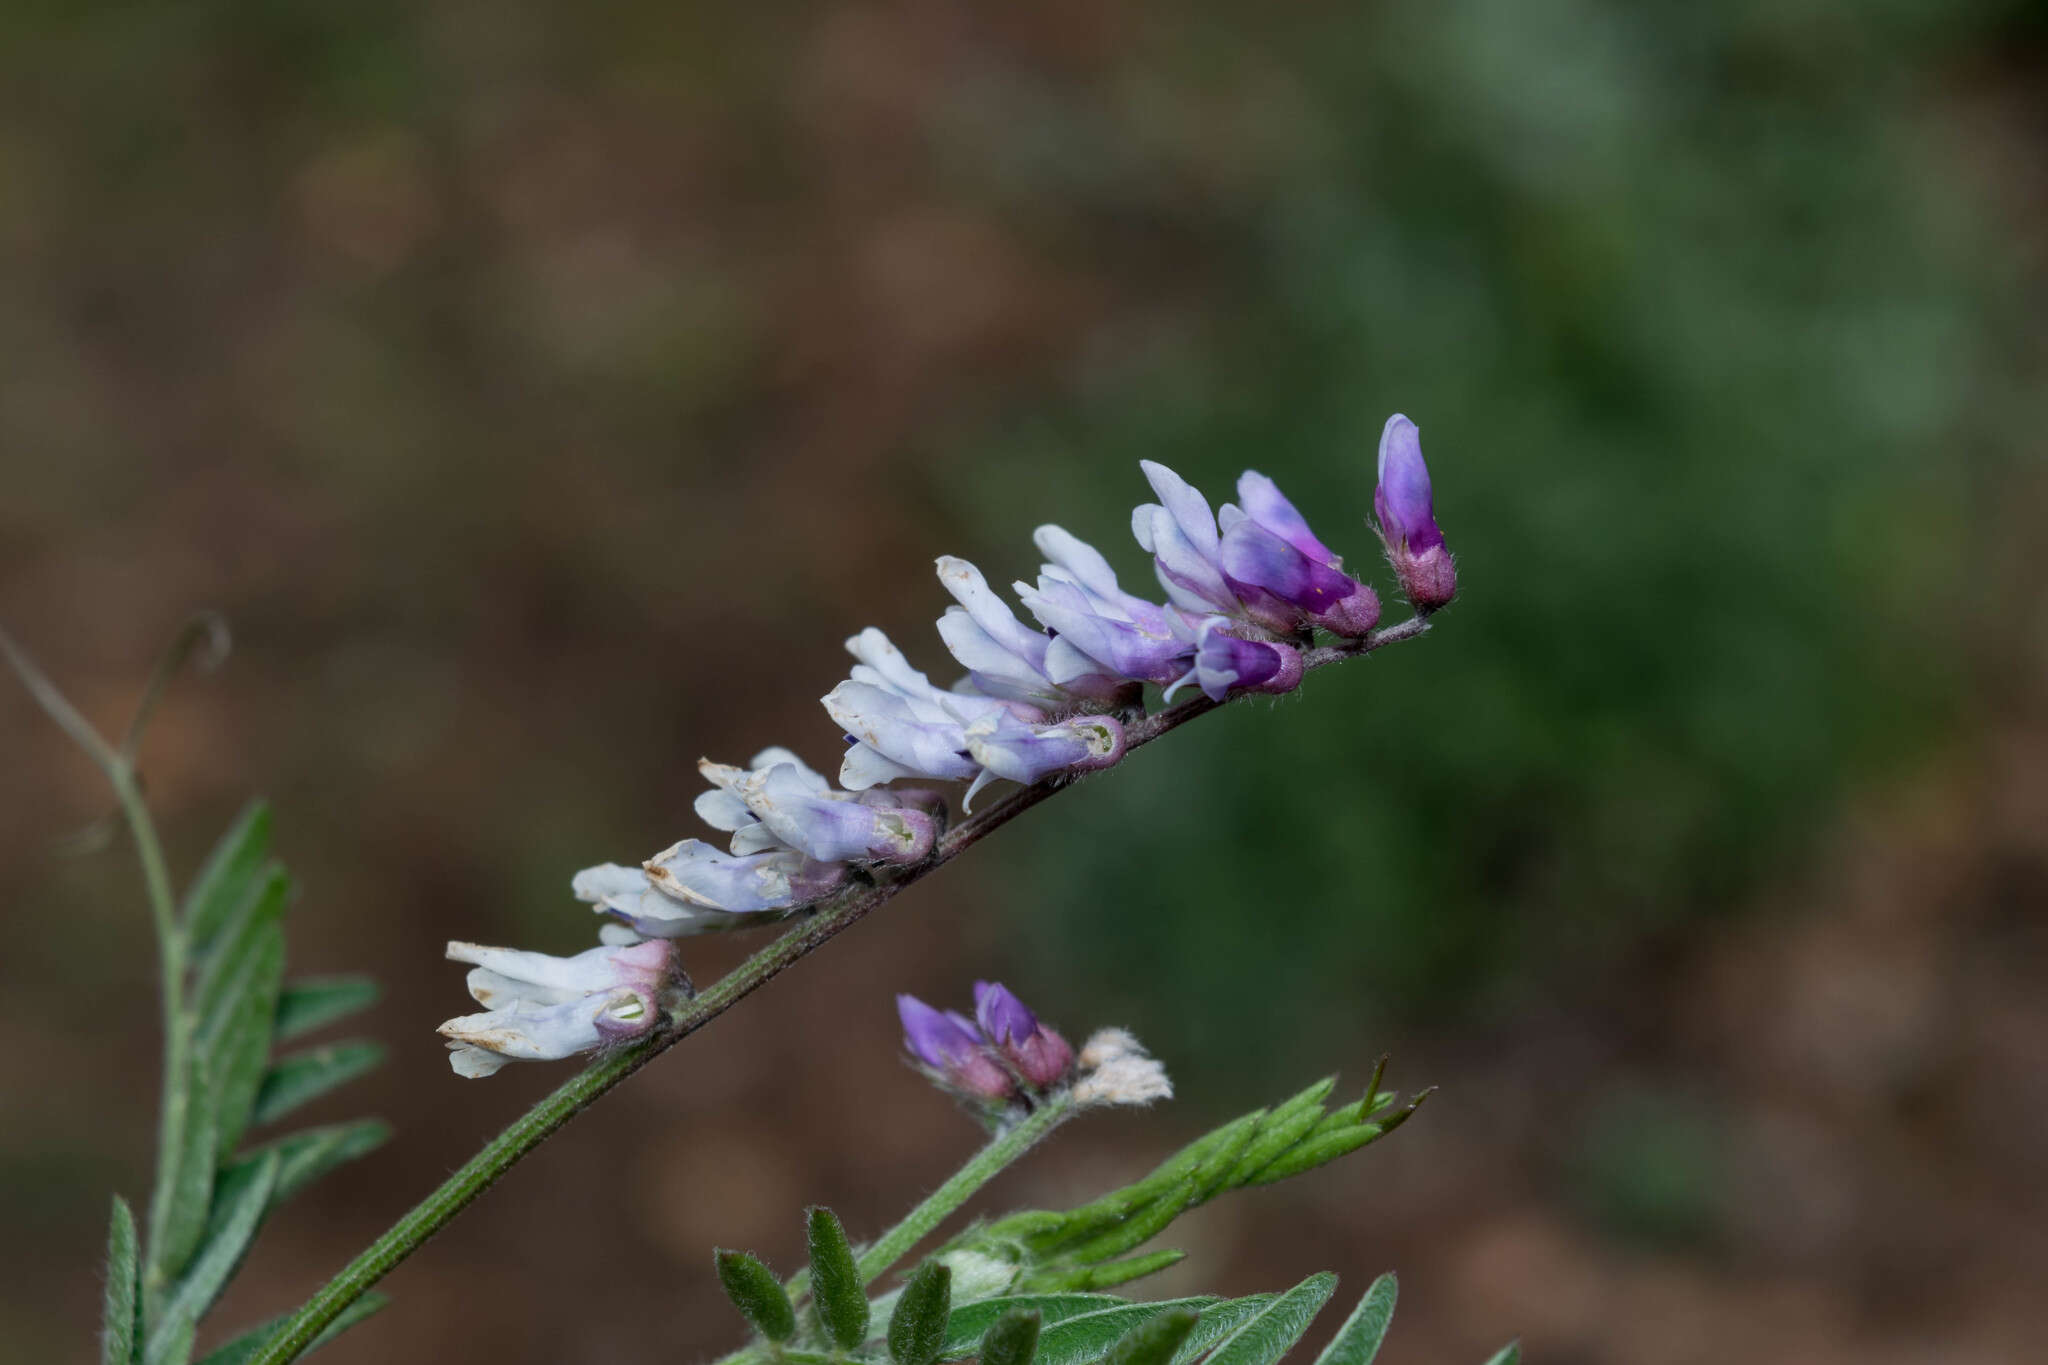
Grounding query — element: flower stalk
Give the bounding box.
[247,616,1428,1363]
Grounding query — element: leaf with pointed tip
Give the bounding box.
[1311,1275,1397,1365]
[978,1308,1042,1365]
[943,1296,1128,1357]
[194,1291,390,1364]
[889,1262,952,1365]
[1027,1298,1218,1365]
[147,1153,278,1364]
[1020,1250,1185,1294]
[273,976,379,1043]
[102,1196,140,1365]
[1478,1344,1519,1365]
[145,1050,217,1296]
[1203,1274,1337,1365]
[1055,1179,1198,1266]
[808,1207,870,1351]
[194,868,288,1031]
[716,1250,796,1342]
[182,803,271,953]
[1099,1307,1199,1365]
[249,1042,383,1128]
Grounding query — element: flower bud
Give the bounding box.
[973,980,1074,1089]
[1374,414,1455,613]
[898,993,1016,1102]
[1164,619,1304,704]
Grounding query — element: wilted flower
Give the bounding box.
[973,980,1074,1089]
[1164,618,1305,704]
[960,709,1123,808]
[573,844,847,937]
[898,993,1016,1102]
[1373,414,1455,612]
[1071,1028,1173,1108]
[439,938,682,1078]
[695,748,935,865]
[1013,526,1196,687]
[1134,461,1379,637]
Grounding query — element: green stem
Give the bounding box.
[248,615,1432,1364]
[857,1091,1077,1284]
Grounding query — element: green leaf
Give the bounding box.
[1242,1126,1385,1188]
[273,976,379,1043]
[1028,1299,1219,1365]
[232,1118,391,1207]
[1311,1275,1397,1365]
[944,1296,1129,1356]
[716,1250,796,1343]
[1478,1344,1520,1365]
[1168,1296,1276,1365]
[145,1050,218,1297]
[1099,1307,1200,1365]
[102,1196,140,1365]
[978,1308,1043,1365]
[1227,1079,1336,1185]
[195,1292,390,1365]
[146,1313,195,1365]
[1020,1250,1185,1294]
[249,1042,383,1128]
[147,1153,279,1364]
[1203,1273,1337,1365]
[808,1206,871,1351]
[194,867,289,1030]
[182,803,271,952]
[1055,1179,1198,1265]
[890,1261,953,1365]
[200,922,284,1161]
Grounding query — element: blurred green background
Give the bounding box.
[4,1,2045,1361]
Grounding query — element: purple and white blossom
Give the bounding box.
[826,627,1123,806]
[572,843,847,938]
[1013,525,1196,687]
[1134,461,1379,638]
[1374,414,1455,613]
[936,556,1128,707]
[1164,618,1305,704]
[696,748,935,865]
[439,938,680,1078]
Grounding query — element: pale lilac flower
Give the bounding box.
[1163,618,1305,704]
[935,556,1127,707]
[439,938,681,1078]
[1374,414,1455,612]
[1013,526,1195,687]
[960,709,1124,808]
[571,844,847,938]
[973,980,1074,1089]
[898,993,1016,1102]
[696,748,934,865]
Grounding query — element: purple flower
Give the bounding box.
[1218,473,1380,637]
[1374,414,1455,612]
[1164,618,1305,704]
[696,748,934,865]
[936,556,1128,706]
[973,980,1074,1089]
[825,628,1034,789]
[439,938,682,1078]
[1014,525,1196,687]
[1136,460,1379,638]
[897,994,1016,1101]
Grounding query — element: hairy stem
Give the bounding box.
[249,615,1430,1363]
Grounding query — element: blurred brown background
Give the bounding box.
[4,2,2047,1362]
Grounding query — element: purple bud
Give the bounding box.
[972,981,1074,1089]
[1374,414,1455,613]
[897,993,1016,1101]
